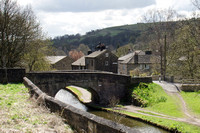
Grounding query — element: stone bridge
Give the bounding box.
[26,70,152,104]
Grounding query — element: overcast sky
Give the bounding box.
[17,0,195,38]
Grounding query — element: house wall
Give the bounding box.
[118,63,155,76]
[86,58,95,70]
[72,65,86,70]
[86,50,118,73]
[53,57,74,70]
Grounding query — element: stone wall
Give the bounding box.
[131,77,152,84]
[0,68,25,84]
[23,77,139,133]
[181,84,200,92]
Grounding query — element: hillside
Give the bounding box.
[52,23,149,55]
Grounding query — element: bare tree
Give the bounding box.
[141,8,180,77]
[0,0,43,68]
[192,0,200,10]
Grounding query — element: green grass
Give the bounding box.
[131,83,183,117]
[98,106,200,133]
[181,91,200,117]
[66,86,83,101]
[0,84,73,132]
[122,111,200,133]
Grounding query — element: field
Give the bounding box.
[0,84,73,133]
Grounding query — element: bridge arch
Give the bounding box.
[26,71,151,105]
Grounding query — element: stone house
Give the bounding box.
[46,56,74,70]
[118,50,159,75]
[71,56,86,70]
[72,49,118,73]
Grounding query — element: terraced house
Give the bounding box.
[46,56,74,70]
[118,50,160,76]
[72,49,118,73]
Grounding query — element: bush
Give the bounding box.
[131,83,167,107]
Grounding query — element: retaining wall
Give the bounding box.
[0,68,25,84]
[23,77,139,133]
[181,84,200,92]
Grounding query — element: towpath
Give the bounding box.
[119,81,200,126]
[66,85,92,103]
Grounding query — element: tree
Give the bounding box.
[77,44,91,55]
[142,8,179,76]
[0,0,45,68]
[192,0,200,10]
[23,39,53,72]
[69,50,84,61]
[168,18,200,79]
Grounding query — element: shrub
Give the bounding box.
[131,83,167,107]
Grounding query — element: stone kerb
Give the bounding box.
[23,77,139,133]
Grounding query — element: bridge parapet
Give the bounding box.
[26,71,152,105]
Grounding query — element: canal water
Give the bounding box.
[55,89,169,133]
[55,89,88,111]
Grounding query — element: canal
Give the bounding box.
[55,89,169,133]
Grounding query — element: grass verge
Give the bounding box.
[99,106,200,133]
[0,84,73,133]
[122,110,200,133]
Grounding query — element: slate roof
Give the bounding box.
[119,51,159,64]
[72,56,86,66]
[46,56,67,64]
[118,52,135,61]
[86,49,107,58]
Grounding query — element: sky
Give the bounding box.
[17,0,196,38]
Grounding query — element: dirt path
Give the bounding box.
[120,81,200,126]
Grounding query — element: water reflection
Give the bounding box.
[55,89,88,111]
[90,111,169,133]
[55,89,169,133]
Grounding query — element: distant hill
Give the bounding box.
[51,23,149,54]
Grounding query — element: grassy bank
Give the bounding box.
[131,83,183,117]
[181,91,200,117]
[122,110,200,133]
[0,84,73,132]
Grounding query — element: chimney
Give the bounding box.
[145,51,152,55]
[88,51,92,55]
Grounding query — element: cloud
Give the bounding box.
[155,0,193,11]
[32,0,155,12]
[37,9,145,37]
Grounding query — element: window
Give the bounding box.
[123,65,125,70]
[105,53,109,57]
[145,64,150,69]
[105,61,108,66]
[140,64,143,70]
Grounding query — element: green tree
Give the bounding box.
[0,0,47,68]
[23,39,53,72]
[168,19,200,78]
